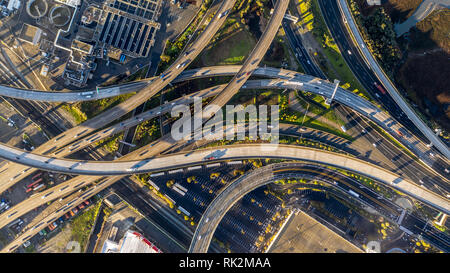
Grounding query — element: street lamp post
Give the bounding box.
[300,103,310,141]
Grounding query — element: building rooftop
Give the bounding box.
[7,0,21,11]
[54,0,80,8]
[71,39,94,54]
[18,23,43,45]
[269,210,363,253]
[366,0,381,5]
[102,230,162,253]
[104,193,122,208]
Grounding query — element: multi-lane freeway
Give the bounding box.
[0,0,288,195]
[0,143,448,212]
[0,0,448,254]
[0,0,237,193]
[323,0,449,159]
[0,75,446,181]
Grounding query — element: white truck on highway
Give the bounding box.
[348,190,360,198]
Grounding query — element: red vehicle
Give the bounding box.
[64,213,70,220]
[374,82,386,94]
[27,178,42,188]
[205,156,215,160]
[84,200,90,206]
[48,223,55,231]
[31,172,42,181]
[78,204,85,210]
[396,130,404,137]
[25,187,33,193]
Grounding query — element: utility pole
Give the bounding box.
[118,140,136,147]
[300,103,310,141]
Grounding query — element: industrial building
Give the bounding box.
[101,230,162,253]
[14,0,162,87]
[96,0,162,59]
[18,23,43,45]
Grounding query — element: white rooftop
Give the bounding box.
[366,0,381,5]
[102,230,162,253]
[54,0,80,7]
[7,0,21,11]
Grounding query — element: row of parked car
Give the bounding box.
[39,200,91,236]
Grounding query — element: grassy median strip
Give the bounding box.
[71,200,102,251]
[62,104,87,124]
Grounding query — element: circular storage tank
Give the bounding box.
[26,0,48,19]
[49,5,71,27]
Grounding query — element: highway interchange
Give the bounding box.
[190,162,450,252]
[0,0,448,253]
[0,69,447,184]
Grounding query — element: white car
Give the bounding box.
[218,10,229,18]
[347,50,352,55]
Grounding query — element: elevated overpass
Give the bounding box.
[0,124,349,230]
[0,144,448,213]
[0,0,291,191]
[0,75,446,193]
[0,64,444,171]
[0,0,237,190]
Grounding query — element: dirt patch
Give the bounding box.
[397,50,450,130]
[37,224,74,253]
[354,0,422,23]
[394,9,450,131]
[415,9,450,53]
[264,35,287,64]
[202,28,256,66]
[383,0,423,23]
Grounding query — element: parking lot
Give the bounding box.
[149,161,287,253]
